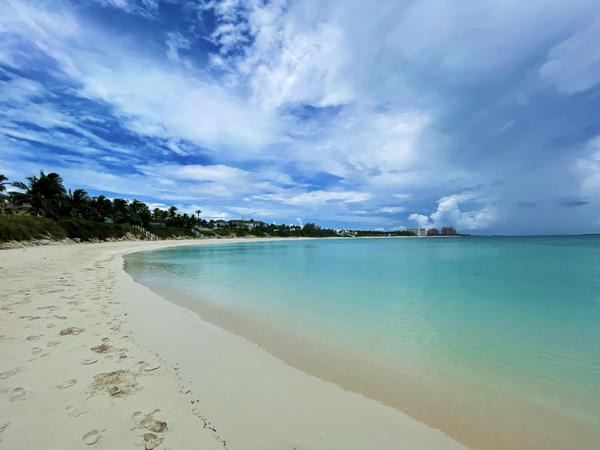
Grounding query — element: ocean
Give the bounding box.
[124,236,600,449]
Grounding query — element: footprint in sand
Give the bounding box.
[47,340,61,347]
[82,429,101,445]
[91,370,137,398]
[0,367,20,380]
[26,334,42,341]
[66,402,89,417]
[60,327,84,336]
[46,323,56,329]
[56,379,77,390]
[132,410,168,433]
[0,422,9,434]
[9,387,26,402]
[143,432,164,450]
[144,362,161,372]
[91,343,110,353]
[82,359,97,365]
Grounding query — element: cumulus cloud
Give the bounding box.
[408,213,430,228]
[409,193,494,231]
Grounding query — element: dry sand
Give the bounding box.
[0,239,468,450]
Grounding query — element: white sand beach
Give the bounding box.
[0,239,468,450]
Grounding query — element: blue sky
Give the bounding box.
[1,0,600,234]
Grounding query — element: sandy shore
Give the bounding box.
[0,239,468,450]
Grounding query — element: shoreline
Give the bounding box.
[129,285,599,450]
[1,239,468,449]
[123,240,600,450]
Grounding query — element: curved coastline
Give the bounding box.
[122,238,600,450]
[113,238,470,450]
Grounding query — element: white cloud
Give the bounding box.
[576,136,600,196]
[2,0,600,233]
[93,0,159,18]
[431,194,494,230]
[181,204,230,219]
[393,193,412,200]
[409,192,494,231]
[377,206,405,214]
[0,1,277,154]
[540,18,600,94]
[254,190,371,207]
[166,31,191,62]
[138,163,250,182]
[408,213,430,228]
[76,63,276,153]
[243,7,354,109]
[227,206,280,218]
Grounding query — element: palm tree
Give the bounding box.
[0,174,8,193]
[0,174,8,214]
[12,171,67,218]
[152,208,166,223]
[195,209,202,221]
[91,195,113,222]
[68,188,89,217]
[129,199,151,226]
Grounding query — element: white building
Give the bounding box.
[406,227,428,236]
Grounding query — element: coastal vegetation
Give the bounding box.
[0,171,414,242]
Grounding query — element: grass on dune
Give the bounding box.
[0,215,67,241]
[0,215,138,242]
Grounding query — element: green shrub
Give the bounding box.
[0,215,67,241]
[147,225,195,239]
[213,228,234,237]
[0,215,277,243]
[58,219,133,241]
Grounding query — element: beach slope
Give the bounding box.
[0,240,467,450]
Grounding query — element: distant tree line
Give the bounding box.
[0,171,347,239]
[0,171,196,227]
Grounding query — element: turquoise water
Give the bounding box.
[125,236,600,438]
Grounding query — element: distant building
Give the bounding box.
[212,219,228,228]
[406,227,427,236]
[441,226,457,236]
[427,228,439,236]
[246,219,266,230]
[227,219,266,230]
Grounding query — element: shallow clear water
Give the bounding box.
[125,236,600,435]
